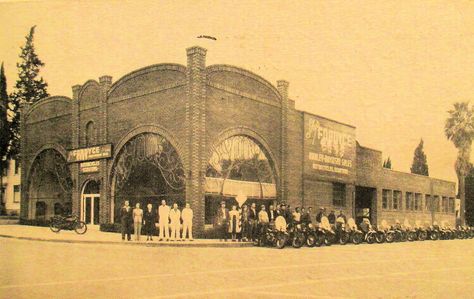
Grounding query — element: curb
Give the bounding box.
[0,234,255,248]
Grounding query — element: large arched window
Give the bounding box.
[28,149,72,219]
[111,132,185,223]
[85,121,97,146]
[205,135,277,224]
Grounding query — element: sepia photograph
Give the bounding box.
[1,1,474,298]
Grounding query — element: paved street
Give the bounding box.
[1,235,473,299]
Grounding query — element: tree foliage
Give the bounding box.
[0,63,9,161]
[410,139,429,176]
[465,165,474,226]
[445,102,474,225]
[383,156,392,169]
[8,26,49,159]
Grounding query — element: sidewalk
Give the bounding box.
[0,225,253,248]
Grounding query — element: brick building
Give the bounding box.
[20,46,456,236]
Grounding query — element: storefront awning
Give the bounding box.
[205,177,276,198]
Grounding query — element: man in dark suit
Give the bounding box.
[316,207,326,224]
[276,204,283,217]
[216,201,230,241]
[248,203,258,241]
[267,204,277,223]
[300,207,309,225]
[120,200,133,241]
[281,204,292,226]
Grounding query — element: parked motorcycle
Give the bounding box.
[455,226,466,239]
[392,220,407,242]
[347,218,363,245]
[380,220,395,243]
[50,214,87,234]
[374,225,386,244]
[255,225,288,249]
[288,223,306,248]
[274,216,289,249]
[360,218,377,244]
[304,223,317,247]
[428,223,440,240]
[403,219,417,242]
[414,221,427,241]
[466,226,474,239]
[314,216,336,247]
[468,227,474,239]
[336,222,351,245]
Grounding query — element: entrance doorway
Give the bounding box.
[355,186,377,226]
[81,180,100,226]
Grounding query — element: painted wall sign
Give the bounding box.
[304,113,356,181]
[80,161,100,173]
[68,144,112,163]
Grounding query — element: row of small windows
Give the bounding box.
[1,160,20,176]
[0,184,20,203]
[382,189,455,214]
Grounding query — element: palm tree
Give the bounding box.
[445,102,474,225]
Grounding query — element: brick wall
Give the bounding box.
[20,46,458,233]
[357,144,456,226]
[21,97,72,219]
[286,109,303,207]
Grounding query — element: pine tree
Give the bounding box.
[8,26,49,159]
[0,62,8,215]
[410,139,429,176]
[0,62,8,160]
[383,157,392,169]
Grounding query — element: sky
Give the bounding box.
[1,0,474,183]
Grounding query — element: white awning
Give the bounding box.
[205,177,276,199]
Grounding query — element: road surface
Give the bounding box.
[1,237,473,298]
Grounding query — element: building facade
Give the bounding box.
[1,159,21,215]
[20,46,456,236]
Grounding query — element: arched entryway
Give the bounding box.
[81,180,101,225]
[27,149,72,219]
[110,132,185,223]
[205,135,277,224]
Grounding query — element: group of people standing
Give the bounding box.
[120,199,193,241]
[119,199,348,242]
[214,201,347,241]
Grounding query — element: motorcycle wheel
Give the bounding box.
[430,231,439,240]
[366,233,375,244]
[49,221,61,233]
[315,233,325,247]
[400,231,407,242]
[74,221,87,234]
[440,232,447,240]
[375,232,385,244]
[407,231,416,242]
[292,235,304,249]
[324,234,335,246]
[339,232,350,245]
[306,234,316,247]
[385,232,394,243]
[275,236,286,249]
[352,232,363,245]
[418,231,427,241]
